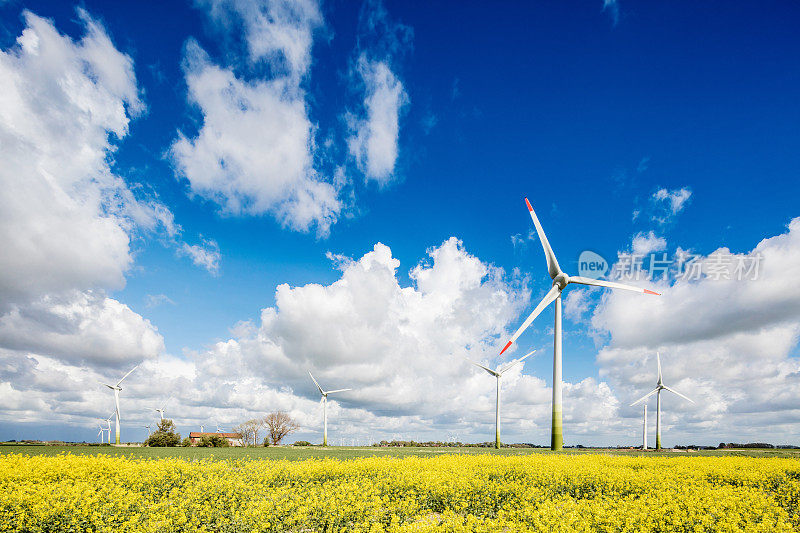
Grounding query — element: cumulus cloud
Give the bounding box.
[0,9,168,415]
[171,1,341,235]
[592,218,800,444]
[0,9,153,304]
[0,292,163,368]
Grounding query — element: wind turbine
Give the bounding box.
[99,365,138,444]
[153,397,171,420]
[497,198,660,451]
[309,371,352,446]
[466,350,535,449]
[631,352,694,449]
[97,414,112,444]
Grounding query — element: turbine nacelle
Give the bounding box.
[553,273,569,290]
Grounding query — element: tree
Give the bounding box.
[144,419,180,447]
[198,434,229,447]
[233,419,263,447]
[181,437,191,447]
[263,411,299,446]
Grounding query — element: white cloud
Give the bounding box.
[171,1,341,236]
[564,287,594,322]
[0,9,150,304]
[0,292,163,368]
[602,0,620,26]
[198,0,321,79]
[0,9,167,414]
[346,0,412,185]
[631,231,667,256]
[651,187,692,223]
[145,294,175,308]
[179,239,221,275]
[347,57,408,183]
[591,218,800,444]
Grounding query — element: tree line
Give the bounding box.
[143,411,299,447]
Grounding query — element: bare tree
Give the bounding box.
[264,411,299,446]
[233,419,263,447]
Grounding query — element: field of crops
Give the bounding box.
[2,451,799,532]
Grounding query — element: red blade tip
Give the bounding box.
[499,341,513,355]
[524,198,533,212]
[644,289,660,295]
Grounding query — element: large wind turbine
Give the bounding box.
[466,350,535,449]
[309,372,352,446]
[631,352,694,449]
[497,198,660,451]
[100,365,138,445]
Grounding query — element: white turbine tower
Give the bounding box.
[631,352,694,450]
[466,350,535,449]
[309,371,352,447]
[100,365,138,445]
[496,198,660,451]
[642,404,648,450]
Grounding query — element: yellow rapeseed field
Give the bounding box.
[1,453,798,532]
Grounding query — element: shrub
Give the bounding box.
[293,441,311,447]
[181,437,191,447]
[197,434,230,447]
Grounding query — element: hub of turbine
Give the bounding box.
[553,273,569,290]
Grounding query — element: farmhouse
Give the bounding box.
[189,432,244,446]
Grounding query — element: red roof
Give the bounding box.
[189,432,241,438]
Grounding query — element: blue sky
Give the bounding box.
[1,0,799,446]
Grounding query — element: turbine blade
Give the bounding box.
[525,198,561,279]
[99,381,114,389]
[630,388,659,406]
[499,285,561,356]
[326,388,352,395]
[657,352,662,383]
[116,364,139,386]
[663,385,694,403]
[498,350,536,375]
[308,372,324,395]
[465,358,499,377]
[569,276,661,296]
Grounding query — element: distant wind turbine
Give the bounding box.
[466,350,535,449]
[309,371,352,446]
[496,198,660,450]
[99,365,138,444]
[153,397,171,420]
[97,413,113,444]
[631,352,694,449]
